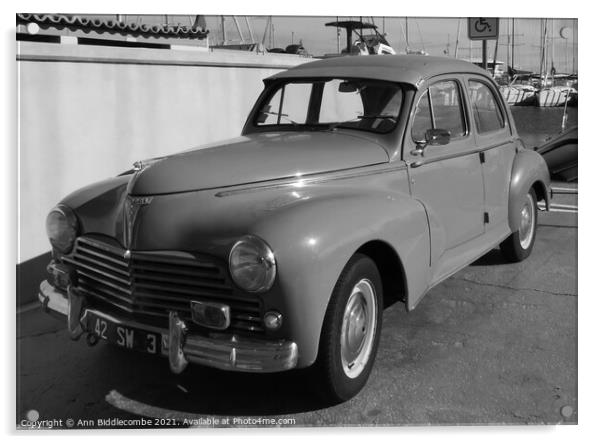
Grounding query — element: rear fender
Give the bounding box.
[508,149,551,232]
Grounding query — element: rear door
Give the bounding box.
[466,78,516,232]
[405,76,485,268]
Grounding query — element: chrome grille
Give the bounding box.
[63,237,264,334]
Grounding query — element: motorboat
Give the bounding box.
[324,20,395,56]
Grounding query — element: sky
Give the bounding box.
[202,16,578,74]
[43,14,579,74]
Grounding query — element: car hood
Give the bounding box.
[129,132,389,195]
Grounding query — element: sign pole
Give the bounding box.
[482,40,487,71]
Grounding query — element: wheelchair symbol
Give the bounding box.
[475,18,492,33]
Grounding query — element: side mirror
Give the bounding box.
[425,128,451,146]
[410,128,452,156]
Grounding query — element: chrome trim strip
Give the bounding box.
[479,140,515,151]
[409,140,514,168]
[215,164,407,197]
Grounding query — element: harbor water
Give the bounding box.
[511,106,578,149]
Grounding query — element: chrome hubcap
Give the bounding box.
[340,279,376,379]
[518,193,535,249]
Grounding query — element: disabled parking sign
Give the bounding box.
[467,18,499,40]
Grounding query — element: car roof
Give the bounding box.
[267,55,491,88]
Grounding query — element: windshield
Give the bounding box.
[253,78,404,134]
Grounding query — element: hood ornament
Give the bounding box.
[133,157,165,172]
[123,195,153,250]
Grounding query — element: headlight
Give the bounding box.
[229,235,276,293]
[45,205,78,254]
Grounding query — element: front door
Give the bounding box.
[405,78,485,272]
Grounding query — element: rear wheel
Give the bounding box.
[500,188,538,262]
[315,254,383,403]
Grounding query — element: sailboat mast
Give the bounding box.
[539,19,546,80]
[454,18,460,58]
[506,18,510,67]
[233,16,244,43]
[336,16,340,53]
[261,16,271,47]
[221,15,226,44]
[245,17,255,44]
[511,19,514,69]
[551,18,555,75]
[493,36,499,76]
[542,19,549,84]
[470,39,473,63]
[405,17,409,51]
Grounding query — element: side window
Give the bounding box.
[257,83,312,125]
[411,92,431,141]
[411,80,466,142]
[430,81,466,138]
[468,80,505,133]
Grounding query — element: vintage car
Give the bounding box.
[39,55,550,402]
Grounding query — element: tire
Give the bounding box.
[500,188,538,262]
[314,254,383,403]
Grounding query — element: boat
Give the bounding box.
[535,125,578,182]
[554,74,578,107]
[324,19,395,56]
[497,70,538,106]
[536,86,576,107]
[534,19,578,107]
[500,84,537,106]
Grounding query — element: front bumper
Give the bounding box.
[38,280,298,373]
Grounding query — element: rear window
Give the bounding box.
[468,80,505,133]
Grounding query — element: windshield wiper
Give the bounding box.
[261,111,300,127]
[326,118,361,131]
[358,114,397,121]
[326,114,397,131]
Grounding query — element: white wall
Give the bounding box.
[18,41,310,262]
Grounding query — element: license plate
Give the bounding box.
[86,312,162,355]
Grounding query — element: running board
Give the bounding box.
[544,186,578,213]
[539,202,578,214]
[551,186,578,196]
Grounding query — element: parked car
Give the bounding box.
[39,55,550,402]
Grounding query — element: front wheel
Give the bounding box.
[500,188,538,262]
[314,254,383,403]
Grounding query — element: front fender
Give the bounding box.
[252,186,430,367]
[508,149,551,232]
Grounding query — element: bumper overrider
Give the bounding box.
[38,280,298,373]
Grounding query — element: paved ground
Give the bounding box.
[16,185,577,428]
